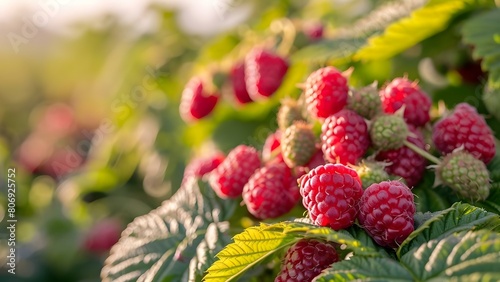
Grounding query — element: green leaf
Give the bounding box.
[355,0,493,61]
[400,230,500,281]
[101,179,237,282]
[204,221,391,281]
[413,170,455,212]
[292,0,425,63]
[463,8,500,88]
[397,203,500,257]
[472,185,500,215]
[292,37,366,63]
[314,256,414,282]
[305,225,392,258]
[203,224,299,282]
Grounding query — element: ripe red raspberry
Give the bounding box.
[275,239,339,282]
[379,77,431,126]
[262,130,283,162]
[245,49,289,100]
[179,77,219,122]
[303,22,324,41]
[84,218,122,253]
[243,163,299,219]
[299,163,363,230]
[376,126,427,187]
[305,66,349,119]
[358,180,415,248]
[432,103,496,164]
[210,145,261,199]
[182,153,225,184]
[321,109,370,165]
[229,62,253,104]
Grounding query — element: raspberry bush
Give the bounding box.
[100,2,500,282]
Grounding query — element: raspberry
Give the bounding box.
[299,163,363,230]
[321,109,370,165]
[347,82,382,119]
[354,161,391,189]
[179,76,219,122]
[245,49,289,100]
[437,150,491,201]
[210,145,261,199]
[277,98,305,130]
[303,22,324,41]
[84,219,121,253]
[358,180,415,248]
[304,66,349,119]
[376,125,427,188]
[262,130,283,162]
[281,122,317,168]
[379,77,431,126]
[432,103,496,164]
[243,163,299,219]
[275,239,339,282]
[229,62,253,104]
[369,114,409,150]
[182,153,225,184]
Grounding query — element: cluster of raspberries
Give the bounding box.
[178,23,326,123]
[179,48,289,122]
[181,65,496,282]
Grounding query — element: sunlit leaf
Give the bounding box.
[400,230,500,280]
[204,224,299,282]
[314,256,414,282]
[397,203,500,257]
[354,0,494,61]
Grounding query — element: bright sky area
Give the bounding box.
[0,0,252,36]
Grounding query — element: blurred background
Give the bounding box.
[0,0,492,281]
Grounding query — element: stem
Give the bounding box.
[403,140,441,165]
[276,19,296,57]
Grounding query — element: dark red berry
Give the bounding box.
[245,49,289,100]
[358,181,415,248]
[376,125,427,187]
[379,77,431,127]
[182,153,225,184]
[321,109,370,165]
[275,239,339,282]
[432,103,496,164]
[299,163,363,230]
[305,66,349,119]
[210,145,261,198]
[179,77,219,122]
[243,163,299,219]
[230,62,253,104]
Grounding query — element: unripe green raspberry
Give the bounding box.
[277,98,305,130]
[370,114,409,150]
[281,122,316,168]
[354,161,391,189]
[437,150,491,202]
[347,82,382,119]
